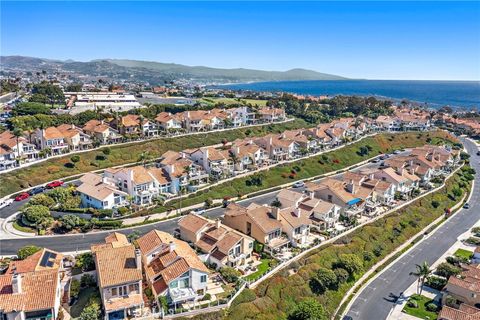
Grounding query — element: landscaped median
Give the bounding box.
[163,130,458,212]
[225,165,473,320]
[0,118,308,198]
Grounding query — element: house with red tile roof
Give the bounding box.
[91,233,144,320]
[82,119,122,144]
[438,303,480,320]
[0,130,39,170]
[34,126,69,154]
[0,248,64,320]
[178,213,255,269]
[136,230,209,306]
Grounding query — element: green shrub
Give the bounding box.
[17,245,42,260]
[425,276,447,290]
[426,302,438,312]
[81,274,96,287]
[334,268,349,284]
[407,299,418,308]
[70,279,80,298]
[219,267,241,283]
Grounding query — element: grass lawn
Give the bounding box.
[402,294,439,320]
[0,119,307,198]
[454,248,473,260]
[243,259,273,282]
[12,220,36,234]
[70,287,99,318]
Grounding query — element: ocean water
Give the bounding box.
[219,80,480,109]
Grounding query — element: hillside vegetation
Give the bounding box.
[227,166,472,320]
[0,119,308,198]
[166,130,458,210]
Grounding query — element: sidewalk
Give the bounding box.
[386,181,477,320]
[1,212,36,239]
[0,118,294,175]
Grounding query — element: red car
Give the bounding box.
[15,192,30,201]
[46,180,64,189]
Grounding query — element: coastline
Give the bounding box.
[211,79,480,110]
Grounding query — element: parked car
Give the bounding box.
[191,207,206,215]
[0,199,14,209]
[15,192,30,201]
[46,180,64,189]
[28,186,45,196]
[293,180,305,188]
[371,158,380,163]
[393,150,402,154]
[463,203,470,209]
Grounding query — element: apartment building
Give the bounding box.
[91,233,144,320]
[178,213,255,269]
[136,230,209,306]
[113,114,158,136]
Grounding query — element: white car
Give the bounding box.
[293,180,305,188]
[0,199,14,209]
[191,208,206,215]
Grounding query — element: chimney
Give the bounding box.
[272,207,280,220]
[102,175,108,184]
[236,146,240,155]
[216,219,221,229]
[135,249,142,270]
[169,241,176,253]
[346,180,356,194]
[181,152,186,159]
[12,272,22,294]
[294,207,301,218]
[307,190,314,199]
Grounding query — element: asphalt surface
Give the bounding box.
[344,137,480,320]
[0,149,406,255]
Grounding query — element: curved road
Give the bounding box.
[0,150,393,255]
[344,137,480,320]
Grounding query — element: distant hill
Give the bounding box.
[103,59,347,81]
[1,55,347,84]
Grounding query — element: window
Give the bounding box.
[248,242,253,249]
[170,280,178,288]
[129,283,139,292]
[111,287,118,296]
[200,275,207,283]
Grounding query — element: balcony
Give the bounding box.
[169,287,197,303]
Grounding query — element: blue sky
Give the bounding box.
[2,1,479,80]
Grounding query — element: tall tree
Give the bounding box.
[410,261,432,295]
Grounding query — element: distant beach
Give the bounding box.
[217,80,480,110]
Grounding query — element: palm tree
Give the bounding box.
[138,151,151,167]
[410,261,432,295]
[228,150,239,172]
[12,128,23,160]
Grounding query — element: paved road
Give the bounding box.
[0,180,82,219]
[344,137,480,320]
[0,149,406,255]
